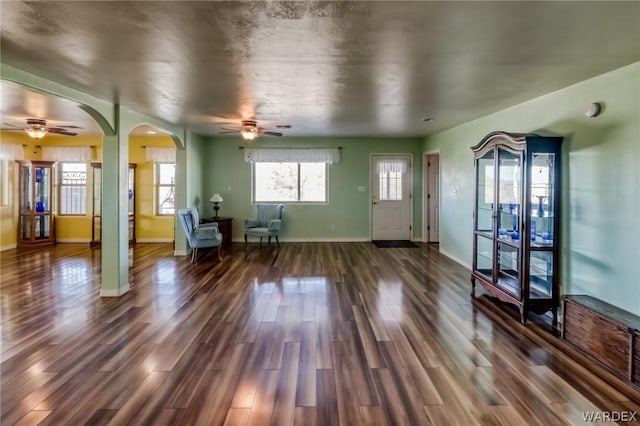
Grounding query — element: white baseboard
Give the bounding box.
[233,237,371,243]
[0,244,17,252]
[174,249,190,256]
[56,238,91,243]
[439,247,471,270]
[100,283,130,297]
[136,238,174,243]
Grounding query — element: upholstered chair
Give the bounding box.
[244,204,284,246]
[178,208,223,263]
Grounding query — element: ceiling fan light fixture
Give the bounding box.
[241,130,257,141]
[25,128,47,139]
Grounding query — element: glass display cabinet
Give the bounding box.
[89,163,136,247]
[18,161,56,247]
[471,132,562,324]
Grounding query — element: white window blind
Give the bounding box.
[244,148,340,164]
[377,159,407,174]
[0,143,25,160]
[42,146,92,162]
[145,147,175,163]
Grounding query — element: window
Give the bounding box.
[253,162,326,203]
[58,163,87,215]
[379,171,402,201]
[156,163,175,215]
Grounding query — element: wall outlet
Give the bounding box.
[357,186,365,192]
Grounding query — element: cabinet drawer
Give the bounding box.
[564,300,630,377]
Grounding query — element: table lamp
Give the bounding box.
[210,194,223,217]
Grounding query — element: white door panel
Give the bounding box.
[371,155,412,240]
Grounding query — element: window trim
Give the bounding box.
[155,162,176,216]
[57,162,88,216]
[251,161,329,204]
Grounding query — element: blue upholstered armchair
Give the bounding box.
[178,208,223,263]
[244,204,284,246]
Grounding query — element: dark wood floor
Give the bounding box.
[1,242,638,425]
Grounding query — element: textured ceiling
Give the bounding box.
[1,1,639,138]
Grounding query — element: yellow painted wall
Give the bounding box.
[0,131,102,247]
[0,131,177,249]
[129,134,176,242]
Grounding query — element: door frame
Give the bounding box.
[369,153,414,241]
[423,150,441,243]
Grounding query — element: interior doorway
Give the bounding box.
[423,152,440,243]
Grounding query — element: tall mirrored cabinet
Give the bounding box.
[18,161,56,247]
[471,132,562,324]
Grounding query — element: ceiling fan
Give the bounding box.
[1,118,80,139]
[219,120,283,141]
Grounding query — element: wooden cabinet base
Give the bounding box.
[562,295,640,389]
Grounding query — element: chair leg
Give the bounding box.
[268,236,272,244]
[217,245,222,261]
[260,237,262,246]
[244,234,247,244]
[191,248,197,263]
[275,235,279,247]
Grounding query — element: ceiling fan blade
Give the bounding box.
[56,124,82,129]
[219,131,240,134]
[259,131,283,137]
[2,122,25,128]
[220,127,241,131]
[0,127,25,131]
[48,129,77,136]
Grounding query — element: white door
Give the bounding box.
[427,154,440,242]
[371,155,412,240]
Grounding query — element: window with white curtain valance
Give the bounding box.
[243,148,340,164]
[42,146,92,162]
[0,143,25,161]
[145,147,176,163]
[377,158,408,174]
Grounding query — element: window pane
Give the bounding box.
[379,171,402,201]
[158,186,175,215]
[158,163,175,185]
[254,162,298,202]
[60,163,87,215]
[300,163,326,202]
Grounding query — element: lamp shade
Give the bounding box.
[209,194,223,203]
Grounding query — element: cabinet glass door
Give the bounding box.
[497,242,520,298]
[475,235,494,282]
[529,152,556,299]
[530,251,553,298]
[34,166,52,240]
[530,153,555,247]
[497,149,522,239]
[475,150,495,236]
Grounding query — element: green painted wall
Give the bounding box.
[187,132,205,210]
[423,62,640,315]
[203,137,423,242]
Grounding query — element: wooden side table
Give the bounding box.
[201,216,233,250]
